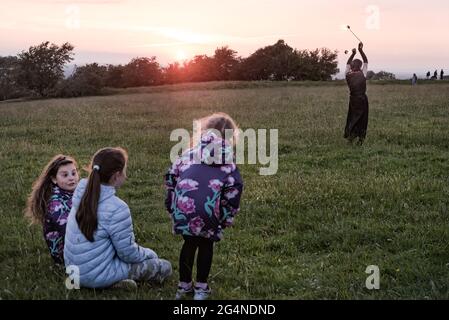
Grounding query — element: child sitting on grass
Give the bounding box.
[64,147,172,289]
[25,155,79,265]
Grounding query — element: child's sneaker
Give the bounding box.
[111,279,138,290]
[193,285,211,300]
[175,283,194,300]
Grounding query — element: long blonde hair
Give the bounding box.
[25,155,78,225]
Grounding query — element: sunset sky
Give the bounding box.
[1,0,448,78]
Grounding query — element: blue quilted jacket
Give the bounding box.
[64,179,157,288]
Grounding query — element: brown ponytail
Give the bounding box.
[76,147,128,242]
[77,169,101,241]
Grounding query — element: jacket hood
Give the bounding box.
[193,130,235,166]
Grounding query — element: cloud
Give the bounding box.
[100,24,303,47]
[131,41,192,48]
[22,0,125,4]
[132,32,303,48]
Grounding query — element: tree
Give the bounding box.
[367,70,396,80]
[237,40,295,80]
[297,48,320,80]
[17,42,74,96]
[165,48,240,83]
[163,62,185,84]
[182,55,216,82]
[316,48,339,81]
[0,56,28,100]
[366,70,376,80]
[105,64,125,88]
[269,40,298,80]
[213,46,240,80]
[122,57,162,87]
[236,40,339,81]
[59,63,108,97]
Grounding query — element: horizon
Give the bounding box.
[1,0,448,80]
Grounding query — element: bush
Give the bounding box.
[57,63,107,97]
[366,70,396,80]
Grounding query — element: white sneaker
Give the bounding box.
[175,285,194,300]
[193,286,211,300]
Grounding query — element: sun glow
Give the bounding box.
[175,50,188,61]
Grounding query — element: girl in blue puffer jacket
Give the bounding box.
[64,147,172,289]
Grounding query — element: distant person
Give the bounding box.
[412,73,418,86]
[441,69,445,80]
[25,155,79,265]
[344,42,369,145]
[434,70,438,79]
[165,112,244,300]
[426,71,431,80]
[64,147,172,289]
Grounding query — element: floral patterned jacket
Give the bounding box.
[165,131,243,241]
[43,185,73,264]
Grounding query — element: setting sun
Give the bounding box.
[175,50,188,62]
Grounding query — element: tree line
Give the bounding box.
[0,40,340,100]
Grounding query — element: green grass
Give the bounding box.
[1,81,449,299]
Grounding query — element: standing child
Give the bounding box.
[165,112,244,300]
[344,42,369,145]
[412,73,418,86]
[64,147,172,289]
[25,155,79,265]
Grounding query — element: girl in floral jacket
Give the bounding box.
[25,155,79,265]
[165,112,244,300]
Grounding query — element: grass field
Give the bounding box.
[1,81,448,299]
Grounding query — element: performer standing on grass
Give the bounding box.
[344,42,369,145]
